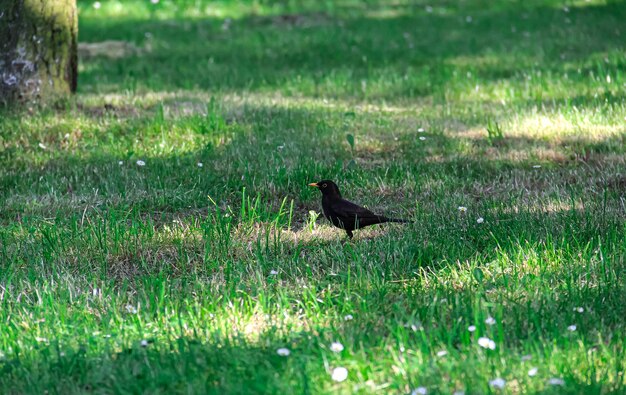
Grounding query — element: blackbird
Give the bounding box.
[308,180,410,238]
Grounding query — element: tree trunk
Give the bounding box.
[0,0,77,105]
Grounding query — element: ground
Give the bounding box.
[0,0,625,393]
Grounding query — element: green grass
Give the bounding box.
[1,0,626,393]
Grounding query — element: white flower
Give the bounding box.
[330,342,344,353]
[478,337,496,350]
[411,387,427,395]
[574,307,584,313]
[269,269,278,275]
[436,350,448,357]
[419,136,426,141]
[197,162,203,167]
[331,367,348,382]
[118,161,123,165]
[276,348,290,356]
[344,314,353,321]
[93,1,101,9]
[35,337,48,343]
[150,0,159,3]
[468,325,476,332]
[485,316,496,326]
[136,160,146,166]
[533,165,541,168]
[521,354,532,361]
[548,378,565,386]
[458,206,467,212]
[125,305,137,314]
[567,325,577,332]
[140,339,148,347]
[417,128,425,133]
[38,142,47,150]
[528,367,538,377]
[489,378,506,389]
[476,217,484,224]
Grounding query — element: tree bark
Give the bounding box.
[0,0,77,105]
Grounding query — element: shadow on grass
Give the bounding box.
[76,2,626,102]
[1,99,624,222]
[0,337,315,394]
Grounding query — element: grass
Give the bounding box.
[1,0,625,393]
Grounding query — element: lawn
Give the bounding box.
[1,0,625,393]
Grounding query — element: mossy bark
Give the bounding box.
[0,0,77,105]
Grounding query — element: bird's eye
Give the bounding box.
[322,183,327,188]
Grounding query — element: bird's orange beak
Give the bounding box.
[308,182,319,188]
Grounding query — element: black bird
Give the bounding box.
[308,180,410,238]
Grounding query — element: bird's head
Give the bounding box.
[308,180,341,197]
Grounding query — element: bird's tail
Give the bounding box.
[384,217,412,224]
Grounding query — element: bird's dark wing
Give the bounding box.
[330,198,382,222]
